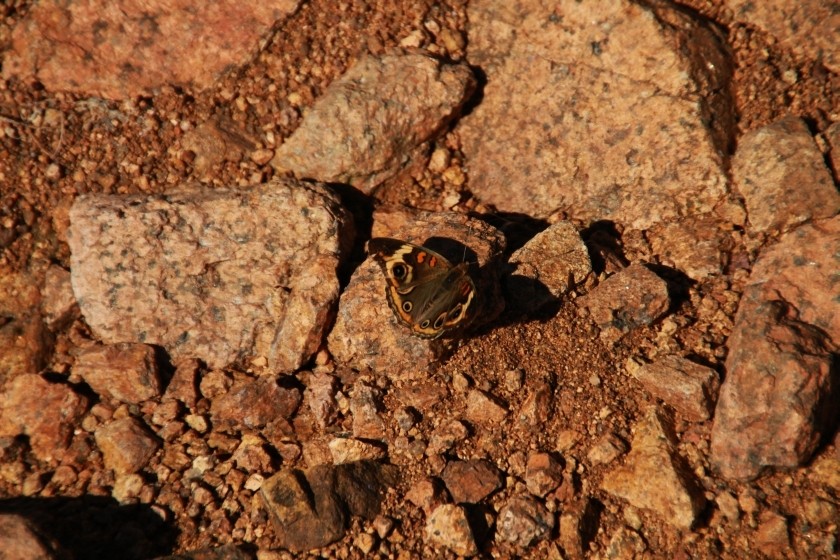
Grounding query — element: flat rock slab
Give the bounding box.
[711,216,840,480]
[460,0,730,228]
[68,179,352,371]
[3,0,300,99]
[271,51,476,193]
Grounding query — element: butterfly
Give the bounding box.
[367,237,476,338]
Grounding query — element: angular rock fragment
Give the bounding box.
[95,417,160,475]
[425,504,478,557]
[272,51,476,192]
[732,116,839,235]
[711,216,840,480]
[0,374,88,462]
[524,453,564,497]
[210,376,301,432]
[441,459,504,504]
[0,514,63,560]
[495,495,555,549]
[579,264,670,344]
[632,355,720,422]
[41,264,78,329]
[68,179,352,371]
[74,343,162,405]
[261,461,397,552]
[465,389,508,426]
[506,221,592,313]
[601,408,705,529]
[0,314,53,385]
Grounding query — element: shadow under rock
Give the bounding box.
[0,496,179,560]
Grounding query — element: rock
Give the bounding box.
[605,526,647,559]
[3,0,301,99]
[155,544,253,560]
[460,0,730,227]
[41,264,77,329]
[755,510,790,559]
[271,51,476,192]
[74,343,162,405]
[441,459,504,504]
[725,0,840,74]
[647,215,732,280]
[304,371,338,430]
[827,122,840,172]
[112,473,145,504]
[632,355,720,422]
[601,408,705,529]
[711,217,840,480]
[587,434,628,466]
[179,120,255,179]
[525,453,564,497]
[350,383,386,440]
[464,389,508,426]
[328,208,505,374]
[260,467,344,552]
[506,221,592,312]
[231,434,273,473]
[95,417,160,474]
[68,179,352,371]
[517,381,552,428]
[163,358,200,408]
[261,461,397,552]
[0,374,88,462]
[559,511,584,560]
[732,116,839,235]
[328,438,386,464]
[716,491,740,523]
[579,264,670,344]
[405,477,449,515]
[425,504,478,557]
[210,376,301,432]
[810,454,840,494]
[0,314,53,385]
[428,420,469,455]
[0,513,63,559]
[495,495,555,549]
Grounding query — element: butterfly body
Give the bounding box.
[367,237,476,338]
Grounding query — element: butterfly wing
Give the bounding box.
[367,237,476,338]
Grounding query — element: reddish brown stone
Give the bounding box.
[465,389,508,426]
[495,495,555,549]
[271,52,476,193]
[732,116,839,235]
[579,264,670,344]
[95,417,160,474]
[0,374,88,462]
[633,355,720,422]
[41,264,78,329]
[711,217,840,480]
[425,504,478,557]
[460,0,729,227]
[74,343,162,405]
[441,459,504,504]
[210,376,301,432]
[163,358,200,408]
[601,408,705,530]
[405,477,449,514]
[68,179,352,371]
[524,453,563,497]
[4,0,301,99]
[0,314,53,386]
[0,514,63,559]
[350,383,386,440]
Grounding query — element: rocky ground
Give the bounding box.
[0,0,839,559]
